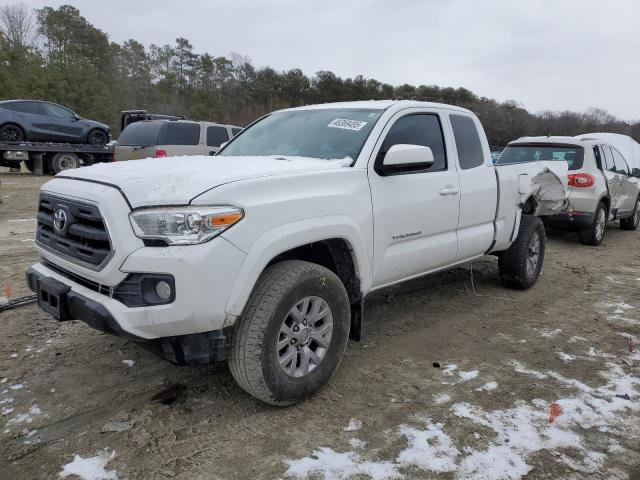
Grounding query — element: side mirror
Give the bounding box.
[632,168,640,178]
[73,114,80,121]
[381,144,434,173]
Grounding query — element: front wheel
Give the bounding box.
[578,202,607,245]
[498,214,546,290]
[620,197,640,231]
[228,260,351,406]
[87,129,108,145]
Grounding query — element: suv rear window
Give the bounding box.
[117,121,163,146]
[497,143,584,170]
[160,122,200,145]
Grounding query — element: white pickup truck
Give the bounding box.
[27,101,567,405]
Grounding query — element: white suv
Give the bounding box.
[498,136,640,245]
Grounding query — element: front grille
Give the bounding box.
[36,194,113,269]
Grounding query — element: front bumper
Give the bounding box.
[27,235,246,363]
[27,266,233,365]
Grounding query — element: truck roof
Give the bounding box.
[511,136,600,147]
[283,100,474,115]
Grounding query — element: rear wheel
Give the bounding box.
[579,202,607,245]
[0,124,24,142]
[50,152,81,174]
[228,260,350,406]
[498,214,546,290]
[620,197,640,231]
[87,129,108,145]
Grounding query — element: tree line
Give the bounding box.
[0,3,638,146]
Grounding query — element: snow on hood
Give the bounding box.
[57,155,353,208]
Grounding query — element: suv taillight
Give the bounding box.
[568,173,595,188]
[155,149,167,158]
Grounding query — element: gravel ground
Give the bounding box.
[1,168,639,480]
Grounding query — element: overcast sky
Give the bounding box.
[23,0,640,120]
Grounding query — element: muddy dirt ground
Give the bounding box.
[1,168,639,480]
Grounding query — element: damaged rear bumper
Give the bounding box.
[543,210,595,228]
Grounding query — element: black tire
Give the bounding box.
[50,152,81,174]
[87,129,108,145]
[578,202,607,245]
[0,123,25,142]
[620,197,640,231]
[228,260,351,406]
[498,215,546,290]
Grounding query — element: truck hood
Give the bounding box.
[56,155,352,208]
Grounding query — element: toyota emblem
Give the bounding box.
[53,208,67,232]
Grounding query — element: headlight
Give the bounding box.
[129,206,243,245]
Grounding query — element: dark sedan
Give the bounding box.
[0,100,110,145]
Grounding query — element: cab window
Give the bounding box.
[450,114,485,170]
[375,113,447,174]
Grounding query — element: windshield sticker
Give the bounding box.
[327,118,367,131]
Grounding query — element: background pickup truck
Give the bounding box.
[27,100,567,405]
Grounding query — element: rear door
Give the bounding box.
[368,109,460,288]
[205,125,231,155]
[7,101,52,141]
[448,113,496,260]
[601,146,624,214]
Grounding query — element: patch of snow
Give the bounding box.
[2,407,14,415]
[475,381,498,392]
[9,353,18,358]
[539,328,562,339]
[121,360,135,367]
[59,451,118,480]
[586,347,615,359]
[458,370,479,381]
[0,397,13,404]
[285,447,400,480]
[569,336,587,343]
[510,360,547,379]
[0,377,6,383]
[9,383,24,390]
[349,438,366,449]
[557,352,577,363]
[433,393,452,405]
[397,421,460,473]
[458,445,531,480]
[442,364,458,376]
[343,419,362,432]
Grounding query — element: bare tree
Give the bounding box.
[0,3,36,52]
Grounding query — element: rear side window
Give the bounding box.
[206,126,230,147]
[376,114,447,173]
[231,128,242,137]
[160,123,200,145]
[450,114,485,170]
[1,101,45,115]
[497,144,584,170]
[611,148,630,175]
[117,122,163,146]
[601,146,615,171]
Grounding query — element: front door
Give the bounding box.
[368,110,460,288]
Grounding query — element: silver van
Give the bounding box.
[114,120,242,160]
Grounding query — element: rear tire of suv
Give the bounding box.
[578,202,607,245]
[0,123,25,142]
[50,152,81,174]
[228,260,351,406]
[620,197,640,231]
[498,214,545,290]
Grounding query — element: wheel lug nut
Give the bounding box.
[293,325,299,332]
[291,339,296,344]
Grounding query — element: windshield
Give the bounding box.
[218,108,383,161]
[497,143,584,170]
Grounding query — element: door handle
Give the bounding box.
[439,186,459,196]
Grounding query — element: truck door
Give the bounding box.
[368,110,460,288]
[601,146,623,216]
[448,113,496,260]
